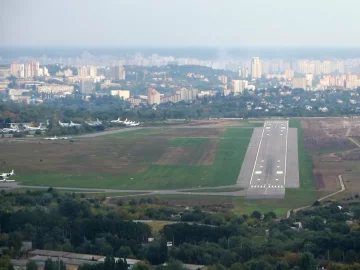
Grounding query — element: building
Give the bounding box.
[231,80,248,95]
[161,94,181,103]
[18,249,143,270]
[78,65,97,77]
[109,61,126,80]
[148,88,161,105]
[38,85,74,94]
[292,77,307,89]
[285,69,294,79]
[111,90,130,100]
[10,62,25,78]
[305,74,313,89]
[128,97,142,105]
[179,88,198,101]
[251,57,262,80]
[80,79,95,94]
[29,61,40,77]
[239,67,249,79]
[217,75,228,85]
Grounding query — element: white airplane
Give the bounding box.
[44,135,58,140]
[60,136,73,140]
[0,170,15,182]
[85,119,102,126]
[126,122,140,127]
[59,121,81,127]
[110,118,124,124]
[69,121,81,127]
[59,121,70,127]
[24,124,47,132]
[123,119,132,124]
[1,127,19,133]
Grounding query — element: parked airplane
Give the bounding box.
[0,170,15,182]
[44,135,72,140]
[44,135,58,140]
[123,119,140,127]
[1,127,20,133]
[24,124,47,132]
[85,119,102,126]
[59,121,81,128]
[59,121,70,127]
[110,118,124,124]
[126,122,140,127]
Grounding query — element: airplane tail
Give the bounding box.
[11,170,14,175]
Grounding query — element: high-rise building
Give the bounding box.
[251,57,262,80]
[10,62,25,78]
[24,63,32,78]
[292,77,307,89]
[80,79,95,94]
[231,80,248,95]
[179,88,198,101]
[29,61,40,77]
[285,69,294,79]
[239,68,249,79]
[218,75,228,85]
[78,66,97,77]
[148,88,161,105]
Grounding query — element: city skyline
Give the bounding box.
[1,0,360,47]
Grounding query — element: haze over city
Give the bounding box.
[1,0,360,47]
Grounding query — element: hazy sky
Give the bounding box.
[1,0,359,47]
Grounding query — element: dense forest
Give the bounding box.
[0,189,359,269]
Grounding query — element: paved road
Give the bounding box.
[0,182,247,197]
[76,127,144,138]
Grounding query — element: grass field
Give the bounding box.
[171,137,209,146]
[289,120,315,191]
[3,126,253,190]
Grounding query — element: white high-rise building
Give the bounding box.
[231,80,248,95]
[148,88,161,105]
[251,57,262,80]
[10,62,25,78]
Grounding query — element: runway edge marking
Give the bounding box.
[249,124,265,187]
[284,121,289,187]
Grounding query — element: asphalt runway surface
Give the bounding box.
[237,120,299,199]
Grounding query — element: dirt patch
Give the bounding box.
[319,153,342,162]
[339,149,360,160]
[342,174,360,196]
[200,140,218,165]
[156,147,187,165]
[155,139,218,166]
[314,172,325,189]
[304,137,356,152]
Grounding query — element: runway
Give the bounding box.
[237,120,299,199]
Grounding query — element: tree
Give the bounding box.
[0,255,11,270]
[44,259,54,270]
[300,252,316,270]
[26,261,38,270]
[250,211,262,219]
[144,242,168,265]
[44,259,66,270]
